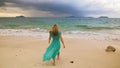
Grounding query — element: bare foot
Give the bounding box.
[57,56,59,60]
[53,63,56,66]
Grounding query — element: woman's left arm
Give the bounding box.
[48,36,51,44]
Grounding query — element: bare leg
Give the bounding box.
[53,58,56,66]
[57,52,60,60]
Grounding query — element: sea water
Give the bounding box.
[0,17,120,40]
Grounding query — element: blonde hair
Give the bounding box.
[50,24,59,36]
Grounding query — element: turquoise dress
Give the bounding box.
[43,31,61,61]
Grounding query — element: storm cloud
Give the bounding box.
[0,0,85,16]
[0,0,119,17]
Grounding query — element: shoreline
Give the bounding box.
[0,36,120,68]
[0,29,120,41]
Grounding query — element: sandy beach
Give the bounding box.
[0,36,120,68]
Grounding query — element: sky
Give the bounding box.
[0,0,120,18]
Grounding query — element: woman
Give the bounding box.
[43,24,65,65]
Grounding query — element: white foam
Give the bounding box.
[0,29,49,39]
[63,30,120,40]
[0,29,120,40]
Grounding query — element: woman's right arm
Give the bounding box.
[60,35,65,48]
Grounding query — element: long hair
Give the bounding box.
[52,24,59,36]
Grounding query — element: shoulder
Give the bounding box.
[58,31,62,35]
[49,31,53,36]
[49,31,52,34]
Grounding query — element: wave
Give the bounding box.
[0,29,49,39]
[64,30,120,40]
[75,25,120,30]
[0,29,120,40]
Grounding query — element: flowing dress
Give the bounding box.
[43,31,61,61]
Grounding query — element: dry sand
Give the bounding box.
[0,36,120,68]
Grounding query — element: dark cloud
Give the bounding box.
[22,2,84,16]
[0,0,5,6]
[0,0,111,17]
[0,0,85,16]
[0,0,18,6]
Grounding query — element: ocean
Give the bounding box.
[0,17,120,40]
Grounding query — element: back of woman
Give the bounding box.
[50,31,61,40]
[43,24,65,66]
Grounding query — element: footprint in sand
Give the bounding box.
[15,49,23,56]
